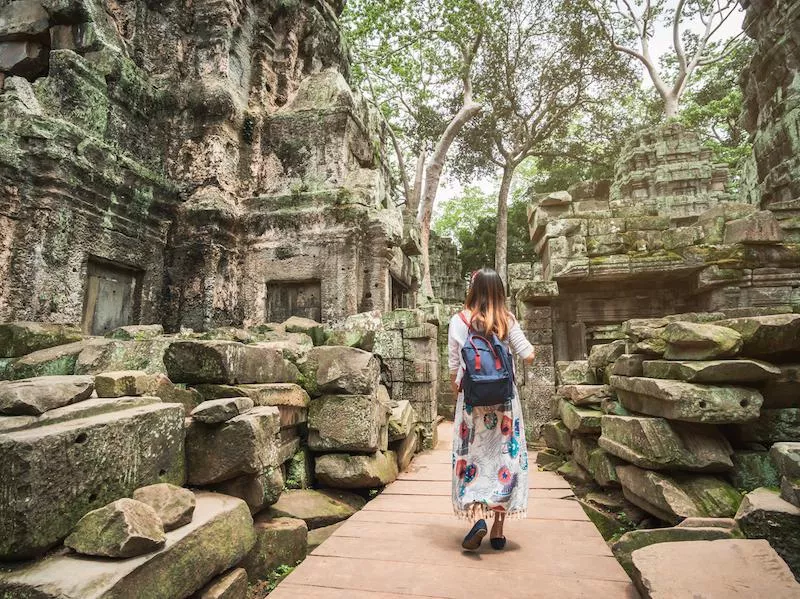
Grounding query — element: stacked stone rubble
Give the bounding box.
[540,313,800,580]
[428,232,466,305]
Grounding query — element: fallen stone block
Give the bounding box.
[577,500,630,541]
[283,316,325,346]
[559,399,602,434]
[556,459,594,487]
[308,393,389,453]
[556,360,595,385]
[303,346,379,396]
[307,522,344,552]
[612,521,741,576]
[0,375,94,415]
[630,540,800,598]
[558,384,613,406]
[7,339,101,379]
[315,450,399,489]
[269,489,365,529]
[616,464,742,524]
[542,419,572,453]
[0,493,255,598]
[0,402,185,560]
[729,451,780,492]
[239,515,308,582]
[191,397,255,424]
[642,358,780,384]
[391,427,419,471]
[106,324,164,341]
[611,376,762,424]
[94,370,155,398]
[611,354,645,376]
[148,375,203,413]
[212,468,284,514]
[388,399,414,441]
[599,415,733,472]
[726,408,800,444]
[164,341,299,385]
[65,498,166,558]
[193,382,310,407]
[588,340,627,370]
[74,338,171,376]
[770,442,800,483]
[133,483,196,531]
[194,567,248,599]
[735,487,800,579]
[660,321,742,360]
[762,364,800,409]
[536,448,566,471]
[0,322,82,357]
[186,406,280,485]
[716,313,800,357]
[724,210,784,244]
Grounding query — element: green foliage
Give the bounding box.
[432,185,495,241]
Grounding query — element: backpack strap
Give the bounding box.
[458,311,472,330]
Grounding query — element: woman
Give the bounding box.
[448,268,535,551]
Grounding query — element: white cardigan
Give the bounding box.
[448,310,534,386]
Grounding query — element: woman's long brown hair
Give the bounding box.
[464,268,512,340]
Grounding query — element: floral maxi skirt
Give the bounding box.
[451,388,529,520]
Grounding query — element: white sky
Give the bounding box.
[435,3,746,211]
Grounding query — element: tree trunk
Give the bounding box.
[664,93,679,119]
[418,100,482,298]
[494,162,515,288]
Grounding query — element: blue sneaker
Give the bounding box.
[461,519,487,551]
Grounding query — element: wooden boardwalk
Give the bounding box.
[271,423,638,599]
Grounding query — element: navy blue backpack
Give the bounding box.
[458,312,515,407]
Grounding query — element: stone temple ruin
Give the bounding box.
[0,0,799,595]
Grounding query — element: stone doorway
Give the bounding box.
[391,275,409,310]
[81,258,143,335]
[266,280,322,322]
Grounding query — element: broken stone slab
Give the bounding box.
[315,450,399,489]
[149,375,202,414]
[191,397,255,424]
[716,314,800,357]
[164,341,299,385]
[536,448,566,471]
[762,364,800,409]
[194,567,248,599]
[660,321,742,360]
[0,395,161,434]
[616,464,742,525]
[729,451,781,492]
[106,324,164,341]
[612,522,742,577]
[555,360,595,385]
[558,384,613,406]
[283,316,325,346]
[781,478,800,509]
[302,346,380,396]
[6,339,100,379]
[611,376,762,424]
[588,340,627,370]
[572,435,618,486]
[0,0,49,40]
[0,402,185,561]
[0,321,82,357]
[726,408,800,444]
[735,487,800,580]
[611,354,645,376]
[559,399,602,434]
[251,333,313,365]
[600,397,632,416]
[94,370,155,398]
[599,415,733,472]
[556,459,594,488]
[308,393,390,453]
[642,359,780,384]
[133,483,196,531]
[239,515,308,582]
[770,442,800,483]
[73,338,171,376]
[542,419,572,453]
[193,382,310,407]
[0,493,255,598]
[212,468,284,514]
[391,427,419,471]
[630,539,800,598]
[0,375,94,415]
[269,489,365,530]
[185,406,280,485]
[577,500,630,541]
[307,522,344,552]
[65,498,166,558]
[388,399,415,441]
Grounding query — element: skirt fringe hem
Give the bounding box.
[453,502,527,521]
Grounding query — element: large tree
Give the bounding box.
[585,0,744,118]
[455,0,629,284]
[342,0,487,298]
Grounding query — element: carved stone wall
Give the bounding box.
[0,0,413,331]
